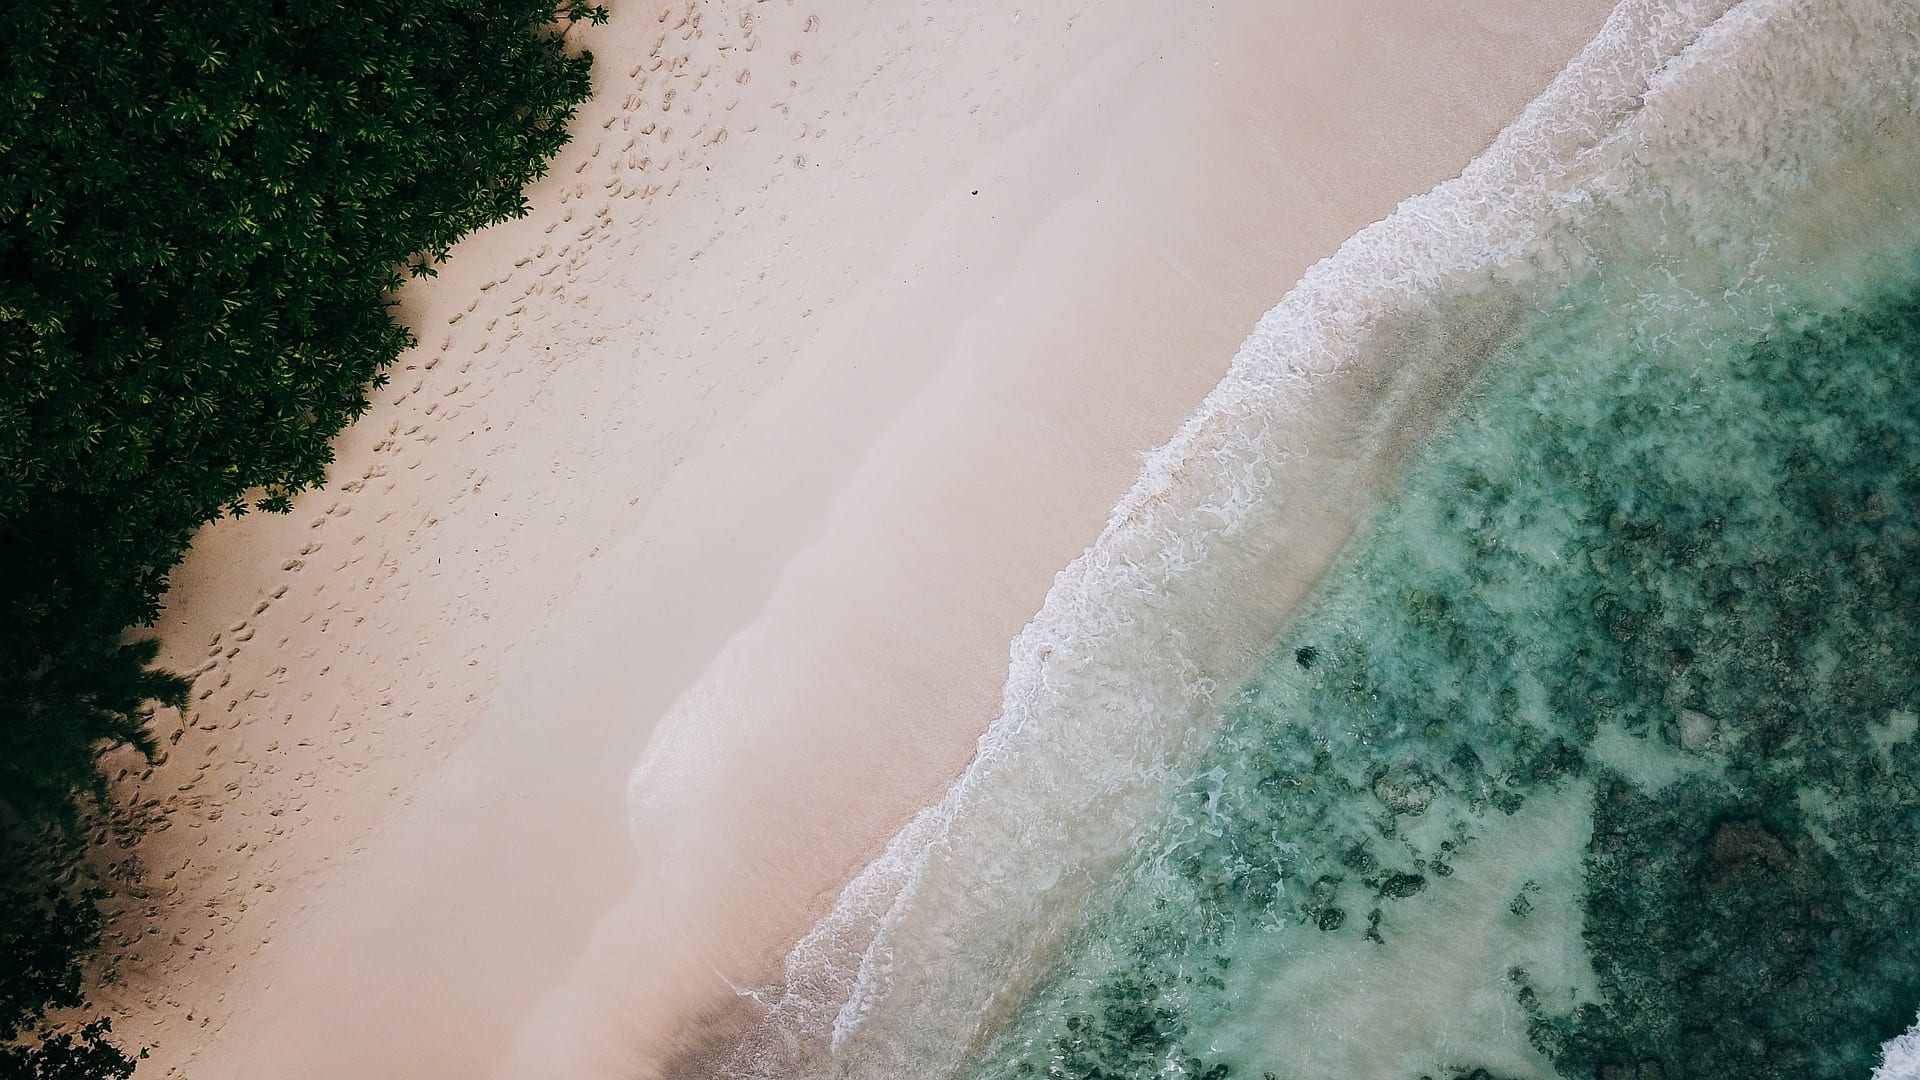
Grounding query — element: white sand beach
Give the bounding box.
[93,0,1613,1075]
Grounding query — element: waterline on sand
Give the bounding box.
[690,0,1920,1074]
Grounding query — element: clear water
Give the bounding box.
[701,0,1920,1075]
[961,249,1920,1080]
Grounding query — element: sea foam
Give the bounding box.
[691,0,1920,1074]
[1880,1016,1920,1080]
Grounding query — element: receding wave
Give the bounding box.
[685,0,1920,1075]
[1880,1017,1920,1080]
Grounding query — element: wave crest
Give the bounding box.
[694,0,1920,1073]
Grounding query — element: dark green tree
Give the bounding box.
[0,641,183,828]
[1,1,606,1071]
[0,839,139,1080]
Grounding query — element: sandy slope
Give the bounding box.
[89,0,1611,1075]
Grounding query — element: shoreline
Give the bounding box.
[94,0,1613,1075]
[752,0,1920,1073]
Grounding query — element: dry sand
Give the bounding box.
[91,0,1613,1075]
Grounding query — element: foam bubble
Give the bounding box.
[700,0,1920,1073]
[1879,1015,1920,1080]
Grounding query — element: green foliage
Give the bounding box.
[0,641,186,827]
[1,0,602,809]
[0,826,138,1080]
[2,0,601,693]
[0,1019,140,1080]
[1,1,604,1072]
[0,857,101,1043]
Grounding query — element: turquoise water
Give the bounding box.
[960,251,1920,1079]
[700,4,1920,1076]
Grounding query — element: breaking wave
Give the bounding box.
[677,0,1920,1074]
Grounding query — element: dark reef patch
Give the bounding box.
[966,262,1920,1079]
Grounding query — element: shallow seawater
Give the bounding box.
[700,4,1920,1077]
[960,247,1920,1079]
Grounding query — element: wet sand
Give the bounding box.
[94,0,1614,1075]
